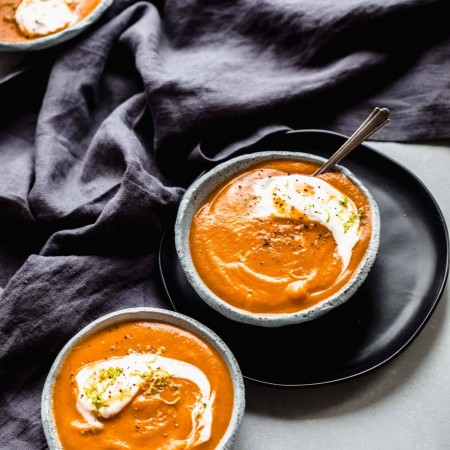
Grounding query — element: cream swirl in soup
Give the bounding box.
[75,353,214,447]
[252,174,361,274]
[15,0,77,37]
[0,0,100,42]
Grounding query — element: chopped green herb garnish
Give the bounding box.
[100,366,123,381]
[339,196,349,207]
[85,387,103,409]
[343,212,359,233]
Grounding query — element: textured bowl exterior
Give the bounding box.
[0,0,113,52]
[41,307,245,450]
[175,151,381,328]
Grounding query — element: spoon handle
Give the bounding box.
[313,107,390,176]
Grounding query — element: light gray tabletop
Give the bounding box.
[235,141,450,450]
[1,56,449,450]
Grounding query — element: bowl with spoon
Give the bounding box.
[175,108,389,327]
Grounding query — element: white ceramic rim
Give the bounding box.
[175,151,381,328]
[41,307,245,450]
[0,0,113,52]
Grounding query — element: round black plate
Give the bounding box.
[0,56,33,86]
[159,130,449,387]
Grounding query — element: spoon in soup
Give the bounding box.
[313,107,390,176]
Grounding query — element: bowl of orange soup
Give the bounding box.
[0,0,112,51]
[41,307,245,450]
[175,151,380,327]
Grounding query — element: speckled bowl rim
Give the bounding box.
[175,151,381,328]
[0,0,113,52]
[41,307,245,450]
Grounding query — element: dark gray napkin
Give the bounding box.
[1,0,449,448]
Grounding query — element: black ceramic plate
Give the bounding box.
[159,130,449,387]
[0,56,33,86]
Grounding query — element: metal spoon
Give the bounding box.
[313,107,390,176]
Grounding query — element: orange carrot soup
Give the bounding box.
[190,159,373,314]
[51,321,235,450]
[0,0,101,42]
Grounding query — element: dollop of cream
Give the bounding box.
[252,174,361,273]
[15,0,78,37]
[75,353,214,447]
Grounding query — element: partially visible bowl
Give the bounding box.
[42,307,245,450]
[175,151,381,328]
[0,0,112,52]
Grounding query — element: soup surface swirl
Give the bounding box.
[0,0,100,42]
[52,321,234,450]
[190,160,373,314]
